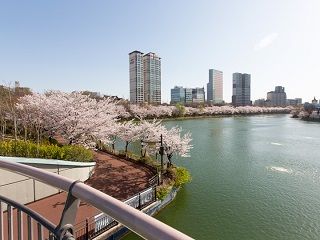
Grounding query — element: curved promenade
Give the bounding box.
[86,151,154,201]
[11,151,154,227]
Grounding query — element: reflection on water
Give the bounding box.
[267,166,292,174]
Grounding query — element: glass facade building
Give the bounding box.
[207,69,223,104]
[232,73,251,106]
[170,87,205,105]
[185,88,193,104]
[192,88,205,104]
[171,86,185,104]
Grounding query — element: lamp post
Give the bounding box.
[141,134,165,184]
[159,134,164,173]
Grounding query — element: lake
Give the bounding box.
[124,115,320,240]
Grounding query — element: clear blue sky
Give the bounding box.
[1,0,319,103]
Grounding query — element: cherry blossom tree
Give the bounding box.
[139,119,166,157]
[161,127,192,167]
[139,121,193,167]
[127,104,291,119]
[16,91,120,147]
[117,120,142,153]
[16,93,49,146]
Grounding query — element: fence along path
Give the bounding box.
[0,159,193,240]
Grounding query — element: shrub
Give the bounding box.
[0,140,93,162]
[127,151,141,161]
[62,145,93,162]
[168,166,192,187]
[156,185,172,201]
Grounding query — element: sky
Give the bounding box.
[0,0,320,103]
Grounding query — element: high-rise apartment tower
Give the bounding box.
[129,51,144,103]
[143,52,161,104]
[129,51,161,104]
[232,73,251,106]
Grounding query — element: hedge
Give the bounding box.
[0,140,93,162]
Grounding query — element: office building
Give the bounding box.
[295,98,302,105]
[171,86,185,104]
[254,98,266,107]
[192,87,205,103]
[207,69,223,104]
[287,98,302,106]
[232,73,251,106]
[170,86,205,105]
[267,86,287,106]
[129,51,161,104]
[185,88,193,104]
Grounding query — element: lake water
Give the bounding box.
[124,115,320,240]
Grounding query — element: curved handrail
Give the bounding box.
[0,195,56,233]
[0,159,194,240]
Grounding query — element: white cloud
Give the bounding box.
[254,33,279,51]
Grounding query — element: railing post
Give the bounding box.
[37,223,43,240]
[7,204,13,240]
[17,209,23,240]
[27,215,33,240]
[0,202,3,240]
[55,181,80,240]
[85,218,89,240]
[138,193,141,210]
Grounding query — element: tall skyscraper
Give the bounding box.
[129,51,161,104]
[232,73,251,106]
[129,51,144,104]
[207,69,223,104]
[143,52,161,104]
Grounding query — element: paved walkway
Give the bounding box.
[22,151,154,227]
[86,151,154,201]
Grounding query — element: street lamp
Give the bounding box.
[140,134,165,183]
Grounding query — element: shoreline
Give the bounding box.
[158,112,290,121]
[301,117,320,123]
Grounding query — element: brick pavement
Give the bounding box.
[2,151,154,238]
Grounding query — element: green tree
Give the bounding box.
[175,103,185,117]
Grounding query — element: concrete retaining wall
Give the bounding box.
[0,156,95,204]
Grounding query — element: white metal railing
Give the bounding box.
[0,159,194,240]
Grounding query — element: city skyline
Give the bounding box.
[0,1,319,103]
